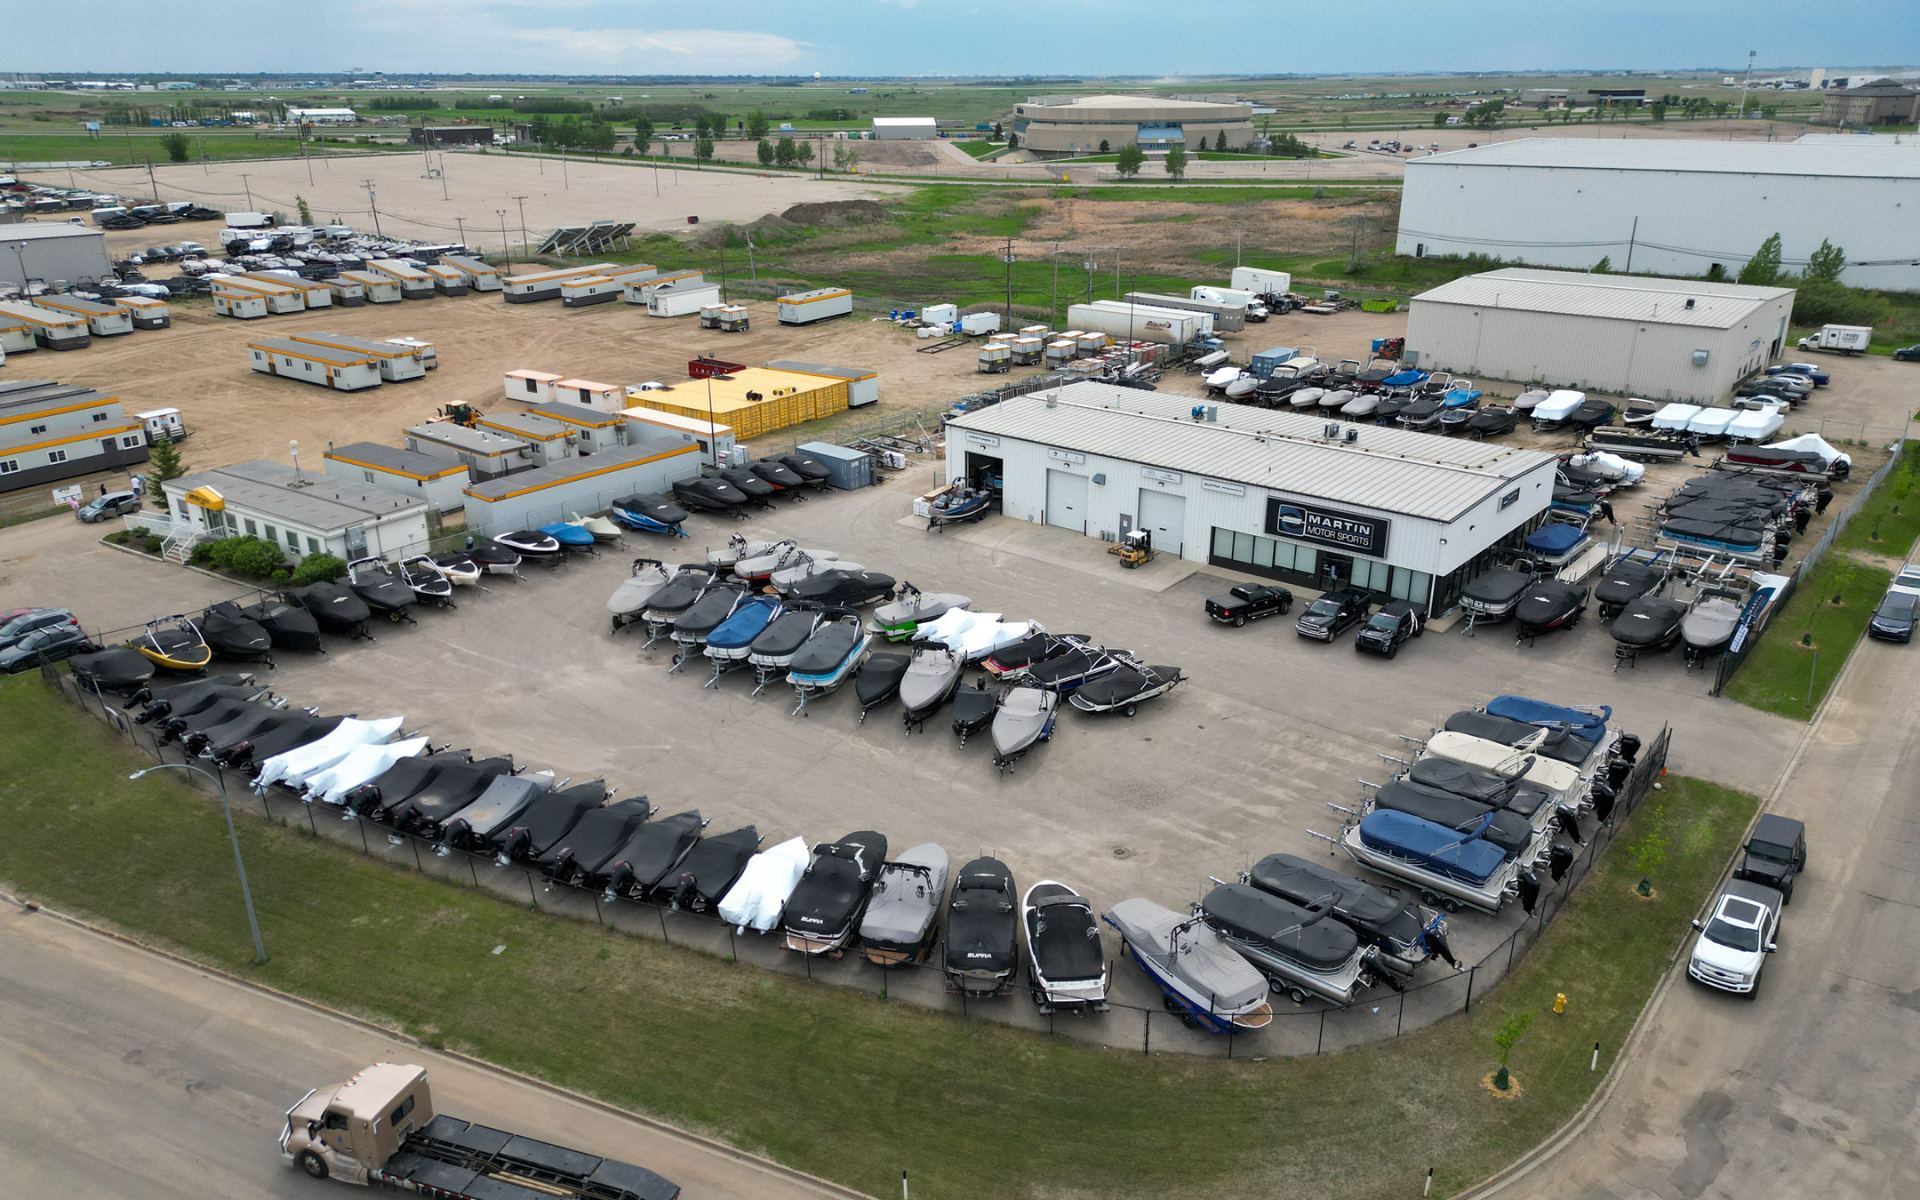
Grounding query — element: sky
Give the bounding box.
[7,1,1918,78]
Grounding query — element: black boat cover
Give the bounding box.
[1443,711,1597,765]
[788,570,897,607]
[612,493,688,526]
[788,622,862,675]
[1025,883,1105,982]
[1569,399,1616,427]
[1025,647,1114,689]
[855,653,911,707]
[239,597,322,651]
[750,609,821,658]
[348,569,413,612]
[951,684,998,734]
[1200,883,1359,972]
[1461,567,1531,607]
[1595,561,1665,608]
[1072,663,1181,708]
[349,752,470,817]
[778,452,832,481]
[1466,406,1518,434]
[749,459,805,488]
[984,631,1080,673]
[184,705,285,752]
[1374,782,1534,857]
[165,698,266,737]
[673,585,747,637]
[1515,581,1586,629]
[538,798,654,880]
[672,477,747,510]
[645,570,717,616]
[288,582,371,630]
[1406,757,1518,807]
[218,714,346,766]
[717,467,775,498]
[139,679,264,721]
[604,809,705,893]
[945,857,1018,977]
[494,782,607,859]
[1247,853,1424,949]
[670,825,761,909]
[69,647,155,689]
[389,758,514,832]
[1612,597,1690,646]
[783,830,888,937]
[201,602,273,659]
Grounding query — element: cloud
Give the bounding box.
[509,26,808,68]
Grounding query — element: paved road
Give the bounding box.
[1470,633,1920,1200]
[0,907,864,1200]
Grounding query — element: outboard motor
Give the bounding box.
[124,686,157,710]
[1590,780,1618,824]
[1605,757,1633,791]
[1553,807,1585,847]
[1516,870,1541,916]
[134,698,169,724]
[1426,926,1460,970]
[1615,733,1642,764]
[1548,843,1576,883]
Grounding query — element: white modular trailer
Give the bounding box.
[621,269,705,304]
[0,318,33,354]
[287,332,427,382]
[31,295,134,337]
[385,337,437,369]
[213,291,271,320]
[1405,269,1797,404]
[337,270,402,304]
[528,400,627,452]
[598,263,659,287]
[474,410,575,468]
[111,294,170,328]
[763,360,880,409]
[212,275,306,315]
[403,422,531,480]
[367,259,437,299]
[620,404,735,468]
[322,441,471,513]
[1229,267,1292,296]
[1066,302,1201,347]
[459,437,703,537]
[442,255,504,292]
[135,407,188,443]
[326,275,367,306]
[1122,291,1243,332]
[243,272,333,309]
[560,275,623,307]
[504,369,564,406]
[777,287,854,325]
[502,263,617,303]
[649,283,723,318]
[0,300,90,349]
[161,459,430,566]
[246,338,383,391]
[424,263,469,295]
[944,382,1558,616]
[550,377,624,414]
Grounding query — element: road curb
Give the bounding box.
[0,891,878,1200]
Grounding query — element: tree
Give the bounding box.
[1163,143,1188,180]
[632,117,653,155]
[144,437,186,506]
[1737,232,1784,286]
[1007,132,1018,148]
[1214,131,1227,152]
[160,132,190,163]
[1492,1011,1535,1091]
[585,120,615,154]
[1433,111,1447,127]
[1804,238,1846,282]
[1098,139,1110,153]
[774,136,797,167]
[693,136,714,164]
[1114,142,1146,178]
[747,110,770,141]
[1465,99,1505,129]
[295,194,313,225]
[1628,822,1669,897]
[757,138,775,167]
[833,143,860,173]
[1592,255,1611,274]
[1650,102,1667,122]
[796,140,814,168]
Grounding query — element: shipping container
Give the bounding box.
[796,441,873,490]
[287,331,427,382]
[112,294,170,329]
[1249,346,1302,379]
[504,369,564,406]
[31,295,134,337]
[424,263,469,295]
[762,360,878,408]
[245,271,334,309]
[367,259,437,299]
[0,301,90,349]
[501,263,617,304]
[777,287,854,326]
[1067,302,1201,347]
[442,255,505,292]
[626,368,847,440]
[247,338,382,391]
[560,275,623,307]
[649,283,723,318]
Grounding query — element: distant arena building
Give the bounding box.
[1011,95,1254,158]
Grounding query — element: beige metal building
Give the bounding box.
[1011,95,1254,157]
[1819,78,1920,128]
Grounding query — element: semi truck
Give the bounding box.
[281,1062,679,1199]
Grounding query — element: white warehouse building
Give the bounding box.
[1396,138,1920,292]
[944,383,1558,615]
[1405,269,1796,403]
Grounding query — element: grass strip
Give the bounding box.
[1834,442,1920,559]
[1725,555,1892,719]
[0,676,1751,1200]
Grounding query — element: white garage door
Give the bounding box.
[1138,489,1186,556]
[1046,469,1088,532]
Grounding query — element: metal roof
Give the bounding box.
[1023,94,1251,114]
[1412,137,1920,180]
[476,410,571,441]
[763,359,876,382]
[323,441,467,479]
[0,223,105,243]
[529,400,624,428]
[167,460,424,532]
[462,436,694,501]
[247,338,375,366]
[405,422,528,455]
[1413,268,1792,330]
[947,382,1556,522]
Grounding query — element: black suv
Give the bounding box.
[1353,599,1423,658]
[1733,814,1807,903]
[1206,583,1293,627]
[1295,588,1369,642]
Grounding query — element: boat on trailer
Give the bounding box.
[1104,899,1273,1034]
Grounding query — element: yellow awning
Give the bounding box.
[182,486,225,511]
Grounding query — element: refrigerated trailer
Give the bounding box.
[32,294,134,337]
[776,287,853,325]
[1119,292,1236,333]
[1066,302,1202,347]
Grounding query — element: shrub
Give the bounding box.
[188,534,290,579]
[289,553,348,586]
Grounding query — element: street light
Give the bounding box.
[129,763,266,963]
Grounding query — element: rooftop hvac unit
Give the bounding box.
[1324,423,1340,439]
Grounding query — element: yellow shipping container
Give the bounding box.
[628,368,848,440]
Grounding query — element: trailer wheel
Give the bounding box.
[1286,986,1310,1005]
[1124,704,1138,718]
[296,1151,328,1180]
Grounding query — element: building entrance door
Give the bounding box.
[1318,552,1354,591]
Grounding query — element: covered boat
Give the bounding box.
[669,581,750,668]
[749,458,806,491]
[853,652,911,722]
[716,466,776,507]
[1514,580,1588,644]
[983,630,1088,679]
[704,595,784,686]
[1104,899,1272,1033]
[1340,808,1521,914]
[540,521,598,551]
[384,756,519,835]
[781,830,889,955]
[213,714,348,772]
[601,809,708,900]
[199,602,275,664]
[718,835,812,933]
[1441,711,1599,769]
[341,750,477,818]
[1024,642,1120,691]
[253,716,404,792]
[1594,553,1669,620]
[1067,660,1184,716]
[859,844,950,966]
[943,856,1019,995]
[779,451,834,487]
[1022,881,1110,1012]
[1247,853,1453,976]
[786,569,898,608]
[69,646,156,693]
[1686,408,1739,440]
[747,606,824,695]
[608,559,673,634]
[1681,588,1746,667]
[1529,389,1585,430]
[536,797,655,886]
[667,825,762,912]
[1464,405,1518,438]
[1372,781,1535,858]
[951,681,999,746]
[568,512,624,543]
[900,644,965,732]
[460,542,522,576]
[1522,520,1590,569]
[1611,596,1689,667]
[1459,564,1533,626]
[1482,696,1612,746]
[672,475,749,514]
[609,493,689,537]
[239,596,322,652]
[489,782,606,863]
[871,589,970,640]
[1198,882,1372,1006]
[302,737,431,806]
[439,774,557,852]
[786,612,869,715]
[345,559,416,623]
[991,686,1057,774]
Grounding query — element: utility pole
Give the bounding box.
[744,231,758,287]
[362,180,382,237]
[1234,229,1244,268]
[454,216,466,249]
[1049,241,1062,326]
[1084,254,1097,302]
[497,209,509,262]
[438,155,449,201]
[1624,215,1638,273]
[239,172,254,210]
[1112,247,1122,301]
[511,194,530,259]
[1736,50,1757,121]
[146,160,159,203]
[1002,236,1016,330]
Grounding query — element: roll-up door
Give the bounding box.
[1138,489,1186,556]
[1046,469,1088,532]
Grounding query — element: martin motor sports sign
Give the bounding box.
[1265,498,1390,556]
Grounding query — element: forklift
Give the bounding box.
[1107,529,1156,569]
[436,402,482,428]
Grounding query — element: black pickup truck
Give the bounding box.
[1732,813,1807,904]
[1206,583,1294,627]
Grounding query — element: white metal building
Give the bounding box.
[944,382,1558,615]
[873,117,938,140]
[161,460,429,564]
[322,441,471,512]
[1405,269,1796,403]
[286,107,358,124]
[0,223,113,289]
[1396,138,1920,291]
[460,437,701,536]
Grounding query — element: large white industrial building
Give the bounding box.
[0,223,114,289]
[944,383,1558,615]
[1396,138,1920,292]
[1405,269,1796,403]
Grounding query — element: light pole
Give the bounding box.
[511,194,529,259]
[130,763,266,964]
[238,172,254,210]
[497,209,509,262]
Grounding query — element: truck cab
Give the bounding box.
[1206,582,1293,626]
[1688,879,1782,993]
[282,1062,433,1184]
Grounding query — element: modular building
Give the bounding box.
[246,338,383,392]
[367,259,436,299]
[0,315,37,354]
[626,367,850,440]
[410,125,495,147]
[442,255,504,292]
[504,369,564,406]
[161,459,429,565]
[212,274,306,315]
[459,437,701,537]
[1404,269,1797,403]
[873,117,938,139]
[242,271,333,309]
[944,382,1558,616]
[763,360,880,408]
[622,270,704,304]
[0,223,113,290]
[32,295,134,337]
[550,378,624,414]
[648,283,723,318]
[1011,94,1255,158]
[776,287,853,325]
[560,275,623,307]
[337,270,401,303]
[323,441,471,513]
[111,294,170,328]
[0,300,90,349]
[135,407,188,444]
[620,406,734,468]
[1066,301,1201,347]
[502,263,617,303]
[287,332,427,382]
[213,290,270,320]
[404,422,531,480]
[0,379,148,496]
[1395,138,1920,292]
[327,275,367,306]
[527,401,627,453]
[423,263,468,295]
[474,410,576,468]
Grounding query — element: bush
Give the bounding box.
[288,553,348,586]
[188,534,289,579]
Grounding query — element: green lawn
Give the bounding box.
[0,674,1753,1200]
[1835,443,1920,559]
[954,140,1001,159]
[1725,555,1893,718]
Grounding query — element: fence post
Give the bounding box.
[409,837,423,872]
[467,853,478,887]
[526,869,539,908]
[657,905,670,945]
[358,819,370,855]
[1317,1009,1326,1054]
[1397,989,1406,1037]
[1142,1008,1150,1055]
[1464,966,1476,1012]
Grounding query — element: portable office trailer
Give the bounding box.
[459,437,702,538]
[504,370,563,406]
[622,270,705,304]
[287,332,427,382]
[550,378,624,414]
[161,460,429,566]
[777,288,854,325]
[474,410,575,468]
[0,301,90,349]
[365,259,435,300]
[424,263,469,296]
[385,337,437,369]
[211,275,305,314]
[245,271,333,309]
[762,360,880,409]
[442,255,504,292]
[246,338,382,391]
[0,319,35,354]
[649,284,723,318]
[135,407,188,443]
[326,275,367,306]
[598,264,658,287]
[1066,302,1201,347]
[626,367,849,440]
[528,401,626,453]
[560,275,623,307]
[620,405,734,467]
[338,270,402,304]
[32,295,134,337]
[796,441,873,490]
[502,263,617,303]
[111,295,170,329]
[213,291,271,320]
[1122,290,1244,332]
[323,441,471,512]
[403,422,531,480]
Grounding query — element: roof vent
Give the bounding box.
[1685,297,1696,310]
[1045,393,1058,408]
[1344,429,1360,443]
[1324,422,1340,439]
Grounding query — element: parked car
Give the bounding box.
[1206,582,1294,627]
[1893,345,1920,363]
[1295,588,1369,642]
[1867,587,1918,643]
[1888,562,1920,598]
[1353,598,1423,658]
[1766,362,1829,385]
[1732,813,1807,903]
[0,622,95,673]
[1687,880,1782,994]
[75,490,144,523]
[0,607,76,652]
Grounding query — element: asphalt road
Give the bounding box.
[0,906,865,1200]
[1469,632,1920,1199]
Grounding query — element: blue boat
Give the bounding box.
[1484,696,1611,743]
[540,522,597,549]
[1523,520,1589,567]
[609,493,689,538]
[1381,368,1428,388]
[1440,381,1483,407]
[703,596,783,688]
[1356,809,1507,887]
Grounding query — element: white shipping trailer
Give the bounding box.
[1066,302,1201,347]
[442,255,504,292]
[622,270,705,304]
[0,301,90,349]
[247,338,382,391]
[424,263,469,295]
[32,295,134,337]
[777,287,854,325]
[112,295,170,328]
[1229,267,1292,296]
[649,284,723,318]
[502,263,617,304]
[246,271,334,309]
[1119,292,1234,333]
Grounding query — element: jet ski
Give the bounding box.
[601,809,709,900]
[397,556,456,608]
[1465,405,1518,439]
[1022,880,1110,1012]
[537,797,656,887]
[459,542,523,576]
[785,569,897,608]
[1514,581,1588,645]
[610,493,689,537]
[134,617,213,673]
[1199,882,1374,1006]
[1611,596,1689,669]
[254,716,404,793]
[673,475,750,515]
[1246,853,1454,978]
[1068,660,1184,717]
[853,651,911,722]
[927,484,992,530]
[749,458,807,492]
[423,552,482,587]
[703,594,784,687]
[489,781,607,863]
[717,835,812,933]
[200,602,275,664]
[640,565,725,648]
[777,451,833,489]
[860,844,950,966]
[983,631,1089,680]
[493,529,564,562]
[991,686,1058,774]
[1104,899,1273,1033]
[786,610,869,716]
[1459,564,1533,629]
[782,830,889,955]
[668,580,749,671]
[302,737,431,806]
[540,521,598,552]
[1593,553,1669,621]
[899,644,965,733]
[871,588,970,641]
[567,512,624,543]
[608,559,672,634]
[666,825,762,912]
[716,466,777,507]
[1681,587,1746,668]
[346,558,417,624]
[69,647,156,694]
[438,774,558,852]
[1025,642,1121,691]
[748,605,825,695]
[950,679,999,747]
[943,856,1019,995]
[239,596,323,652]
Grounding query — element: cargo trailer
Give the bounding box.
[367,259,437,300]
[244,271,334,309]
[1230,266,1292,296]
[423,263,469,295]
[958,311,1001,336]
[0,301,90,349]
[699,303,727,329]
[326,275,367,306]
[1122,290,1242,332]
[1066,302,1201,347]
[502,263,616,304]
[212,275,306,315]
[1045,339,1078,367]
[978,345,1012,373]
[561,275,623,307]
[441,254,503,292]
[288,332,428,382]
[621,269,705,304]
[112,294,170,328]
[1020,324,1051,341]
[247,338,382,391]
[504,369,563,406]
[337,270,402,304]
[136,407,189,443]
[648,284,722,318]
[32,295,134,337]
[718,305,750,332]
[1074,330,1110,355]
[1010,337,1044,365]
[776,287,853,325]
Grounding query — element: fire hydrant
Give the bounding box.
[1554,993,1568,1015]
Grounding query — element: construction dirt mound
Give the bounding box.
[781,199,891,226]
